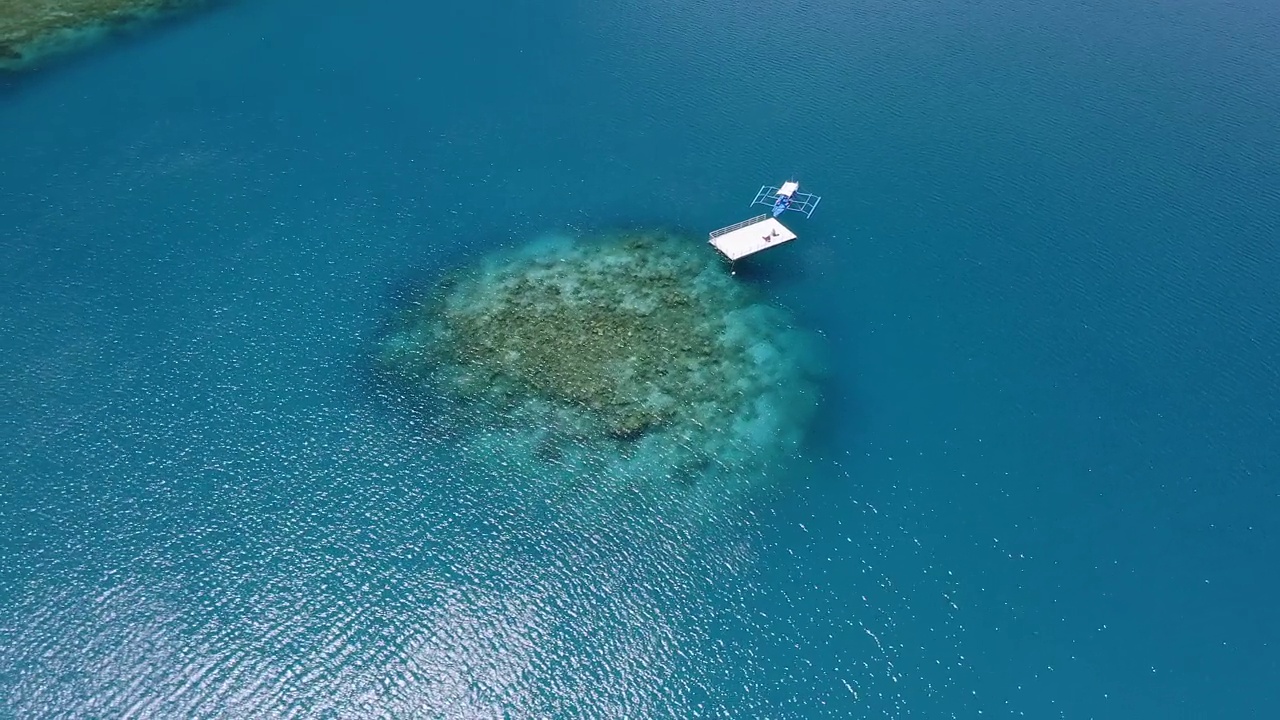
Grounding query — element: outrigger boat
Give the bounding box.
[752,180,821,218]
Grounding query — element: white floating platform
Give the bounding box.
[708,215,797,261]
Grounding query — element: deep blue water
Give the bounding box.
[2,0,1279,717]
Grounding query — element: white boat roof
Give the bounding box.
[709,217,797,261]
[778,181,800,197]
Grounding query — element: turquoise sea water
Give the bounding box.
[2,0,1278,717]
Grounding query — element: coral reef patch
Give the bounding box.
[0,0,203,71]
[380,230,824,512]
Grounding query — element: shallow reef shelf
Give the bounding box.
[378,230,824,510]
[0,0,204,71]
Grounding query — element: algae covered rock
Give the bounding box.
[381,230,823,506]
[0,0,202,70]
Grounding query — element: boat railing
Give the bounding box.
[710,214,769,239]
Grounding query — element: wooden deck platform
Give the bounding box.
[708,215,797,261]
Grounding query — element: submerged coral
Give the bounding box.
[0,0,201,70]
[381,230,823,510]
